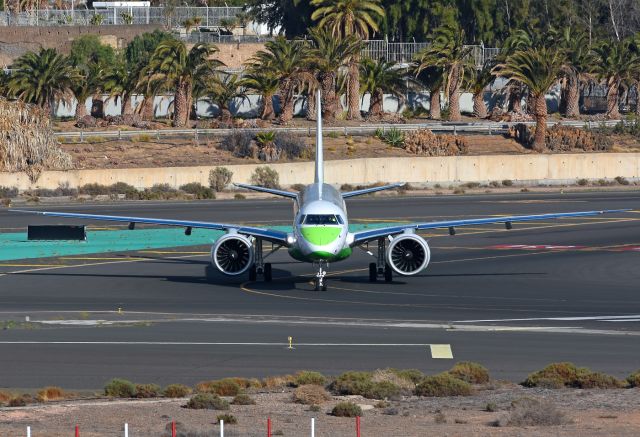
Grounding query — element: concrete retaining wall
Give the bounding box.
[1,153,639,192]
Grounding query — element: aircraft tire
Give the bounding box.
[249,265,257,281]
[264,263,272,282]
[369,263,377,282]
[314,278,320,291]
[321,281,327,291]
[384,264,393,282]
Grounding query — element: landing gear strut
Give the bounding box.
[314,261,328,291]
[367,238,392,283]
[249,238,278,282]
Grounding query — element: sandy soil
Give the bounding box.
[2,386,640,436]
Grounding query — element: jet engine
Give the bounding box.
[211,234,254,275]
[386,233,430,275]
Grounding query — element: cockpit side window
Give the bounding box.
[298,215,306,225]
[336,215,344,224]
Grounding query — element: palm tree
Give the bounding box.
[205,73,248,123]
[307,27,365,121]
[70,58,106,119]
[248,37,311,124]
[494,29,534,114]
[592,39,640,119]
[466,60,494,119]
[147,40,223,127]
[492,46,563,152]
[240,68,279,120]
[311,0,385,120]
[359,57,405,117]
[7,48,78,116]
[415,24,473,121]
[553,27,594,118]
[410,64,444,119]
[102,54,138,116]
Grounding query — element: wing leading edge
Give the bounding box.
[352,209,631,245]
[11,210,289,245]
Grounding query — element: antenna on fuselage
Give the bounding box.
[314,89,324,197]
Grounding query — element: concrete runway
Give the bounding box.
[1,191,640,389]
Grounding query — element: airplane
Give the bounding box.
[14,91,630,291]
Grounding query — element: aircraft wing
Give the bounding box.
[341,183,406,198]
[351,209,630,245]
[12,210,289,245]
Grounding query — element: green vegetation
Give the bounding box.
[375,127,405,147]
[231,393,256,405]
[216,413,238,424]
[294,370,327,386]
[209,167,234,191]
[250,166,281,189]
[626,370,640,387]
[522,362,623,389]
[415,373,473,397]
[330,370,404,399]
[494,397,570,427]
[179,182,215,199]
[185,393,230,410]
[104,378,136,398]
[163,384,192,398]
[292,384,332,404]
[134,384,161,398]
[195,378,242,396]
[447,361,490,384]
[331,401,363,417]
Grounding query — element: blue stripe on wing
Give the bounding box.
[352,209,631,244]
[11,210,289,244]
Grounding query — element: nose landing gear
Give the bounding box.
[314,261,328,291]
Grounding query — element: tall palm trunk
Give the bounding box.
[75,97,88,119]
[448,66,462,121]
[220,105,232,123]
[472,90,487,118]
[277,78,295,124]
[306,89,317,121]
[429,87,441,119]
[561,72,580,118]
[605,78,621,119]
[140,95,155,120]
[173,82,190,127]
[635,84,640,116]
[532,94,548,152]
[261,93,275,120]
[321,72,338,121]
[347,60,361,120]
[122,93,133,116]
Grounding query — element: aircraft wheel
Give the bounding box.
[321,280,327,291]
[264,263,272,282]
[249,265,257,281]
[369,263,377,282]
[384,264,393,282]
[314,278,320,291]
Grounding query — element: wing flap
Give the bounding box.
[342,183,406,198]
[352,209,631,245]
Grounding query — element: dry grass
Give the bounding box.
[448,362,490,384]
[404,129,468,156]
[292,385,331,405]
[0,97,72,182]
[494,397,571,427]
[0,391,12,403]
[371,369,415,392]
[195,379,242,396]
[262,375,295,389]
[37,386,67,402]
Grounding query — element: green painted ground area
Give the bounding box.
[0,223,400,261]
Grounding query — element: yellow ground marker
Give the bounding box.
[430,344,454,359]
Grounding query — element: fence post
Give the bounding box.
[267,418,271,437]
[454,125,457,135]
[80,131,84,143]
[220,419,224,437]
[124,423,128,437]
[311,418,315,437]
[26,426,31,437]
[172,421,176,437]
[75,425,79,437]
[356,416,360,437]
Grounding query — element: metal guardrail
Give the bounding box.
[54,120,624,142]
[0,6,241,26]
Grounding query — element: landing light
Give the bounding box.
[286,234,297,245]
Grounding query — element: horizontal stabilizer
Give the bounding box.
[234,183,298,199]
[342,183,406,198]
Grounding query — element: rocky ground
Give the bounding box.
[1,384,640,436]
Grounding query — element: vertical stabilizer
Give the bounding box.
[314,89,324,189]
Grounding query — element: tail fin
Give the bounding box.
[314,89,323,188]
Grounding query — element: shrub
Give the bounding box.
[448,362,490,384]
[216,413,237,424]
[37,386,66,401]
[185,393,230,410]
[163,384,192,398]
[486,402,498,412]
[365,381,402,399]
[577,178,589,186]
[372,369,415,392]
[627,370,640,387]
[232,393,256,405]
[274,132,309,159]
[331,401,362,417]
[390,369,425,385]
[209,167,233,191]
[522,362,622,389]
[110,182,139,199]
[234,193,246,200]
[219,131,255,158]
[453,187,466,194]
[496,397,569,427]
[415,373,473,397]
[294,371,326,386]
[0,186,19,198]
[0,391,11,404]
[293,384,331,405]
[330,371,373,395]
[309,404,321,412]
[196,378,242,396]
[290,183,306,192]
[380,128,405,147]
[179,182,215,199]
[615,176,630,185]
[8,395,29,407]
[79,183,111,196]
[250,166,280,189]
[502,179,513,187]
[404,129,468,156]
[135,383,161,398]
[262,375,295,389]
[104,378,136,398]
[375,400,390,408]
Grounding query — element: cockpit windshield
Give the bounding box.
[303,214,343,225]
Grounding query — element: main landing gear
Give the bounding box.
[249,238,278,282]
[314,261,328,291]
[368,237,392,283]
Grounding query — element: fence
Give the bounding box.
[0,6,241,26]
[362,40,499,67]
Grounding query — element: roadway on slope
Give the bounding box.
[0,191,639,389]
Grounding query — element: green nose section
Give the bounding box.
[301,226,341,246]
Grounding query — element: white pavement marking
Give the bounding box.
[0,341,439,346]
[454,315,640,323]
[430,344,453,359]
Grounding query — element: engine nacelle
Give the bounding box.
[211,233,254,276]
[386,233,430,275]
